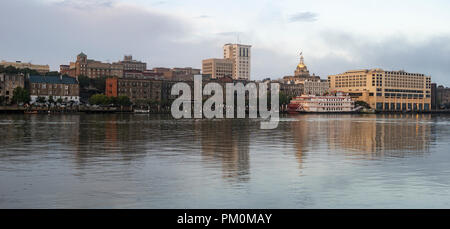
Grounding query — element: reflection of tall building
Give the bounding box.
[325,114,432,158]
[200,120,250,182]
[289,114,433,161]
[289,116,327,170]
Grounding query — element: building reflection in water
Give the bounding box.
[290,114,433,160]
[72,114,155,168]
[198,119,250,183]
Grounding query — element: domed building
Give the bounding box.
[282,53,329,96]
[283,53,320,82]
[294,54,310,78]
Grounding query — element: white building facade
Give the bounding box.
[223,43,251,80]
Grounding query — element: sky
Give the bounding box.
[1,0,450,85]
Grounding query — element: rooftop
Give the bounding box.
[29,75,78,84]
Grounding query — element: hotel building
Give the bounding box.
[223,43,251,80]
[202,58,233,79]
[328,69,432,111]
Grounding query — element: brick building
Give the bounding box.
[436,85,450,108]
[28,75,80,103]
[0,73,25,104]
[106,78,162,103]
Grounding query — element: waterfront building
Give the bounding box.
[1,60,50,75]
[0,73,25,104]
[202,58,233,79]
[436,85,450,108]
[328,69,432,111]
[431,83,437,109]
[303,80,329,96]
[223,43,251,80]
[280,83,304,98]
[288,93,355,113]
[106,78,162,103]
[28,75,80,103]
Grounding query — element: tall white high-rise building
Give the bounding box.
[223,43,251,80]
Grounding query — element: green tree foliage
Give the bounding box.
[77,75,108,93]
[77,75,90,89]
[279,93,292,105]
[12,87,31,104]
[48,96,55,104]
[0,66,40,75]
[92,77,107,93]
[45,71,60,76]
[36,96,46,103]
[89,94,109,105]
[355,100,370,108]
[56,98,63,104]
[117,95,131,106]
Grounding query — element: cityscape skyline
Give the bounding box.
[1,0,450,85]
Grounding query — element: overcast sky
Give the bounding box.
[1,0,450,85]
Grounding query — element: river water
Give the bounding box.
[1,113,450,208]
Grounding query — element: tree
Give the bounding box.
[48,95,55,104]
[117,95,131,106]
[77,75,90,89]
[36,96,46,104]
[0,66,40,75]
[89,94,109,105]
[45,71,60,76]
[279,93,291,105]
[56,98,63,104]
[12,87,31,104]
[92,76,107,93]
[355,100,370,109]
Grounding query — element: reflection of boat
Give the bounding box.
[288,93,356,114]
[24,110,38,114]
[134,109,150,114]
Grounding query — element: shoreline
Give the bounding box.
[1,106,450,115]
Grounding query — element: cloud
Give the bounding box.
[289,12,319,22]
[55,0,114,10]
[249,31,450,85]
[1,0,449,85]
[308,31,450,85]
[196,15,211,19]
[0,0,211,70]
[152,1,167,6]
